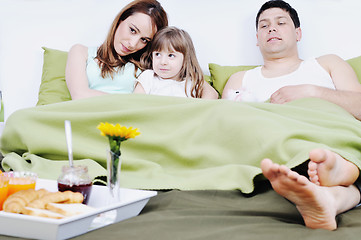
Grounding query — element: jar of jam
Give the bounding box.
[57,165,93,204]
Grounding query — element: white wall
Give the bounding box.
[161,0,361,67]
[0,0,123,121]
[0,0,360,122]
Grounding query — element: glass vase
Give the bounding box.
[107,149,122,202]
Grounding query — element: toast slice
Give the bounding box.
[23,207,65,219]
[46,203,95,217]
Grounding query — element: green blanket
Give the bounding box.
[1,94,361,193]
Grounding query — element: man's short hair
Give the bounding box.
[256,0,300,29]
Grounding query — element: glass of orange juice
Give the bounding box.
[0,173,9,211]
[6,171,37,196]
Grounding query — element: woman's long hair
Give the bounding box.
[96,0,168,79]
[140,27,204,98]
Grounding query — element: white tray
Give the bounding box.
[0,178,157,240]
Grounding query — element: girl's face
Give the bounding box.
[114,12,155,56]
[152,49,184,80]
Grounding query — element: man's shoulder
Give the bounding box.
[316,54,343,64]
[226,69,254,89]
[230,67,259,79]
[316,54,348,74]
[231,70,247,79]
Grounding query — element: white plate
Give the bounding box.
[0,178,157,240]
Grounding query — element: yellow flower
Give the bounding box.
[97,122,140,191]
[97,122,140,140]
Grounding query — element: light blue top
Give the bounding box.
[86,47,137,94]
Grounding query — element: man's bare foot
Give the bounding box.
[261,158,337,230]
[308,149,359,187]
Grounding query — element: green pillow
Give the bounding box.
[346,55,361,84]
[36,47,72,106]
[209,63,258,95]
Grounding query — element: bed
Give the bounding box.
[2,95,361,239]
[1,0,361,239]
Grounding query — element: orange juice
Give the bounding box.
[6,172,37,196]
[8,180,36,196]
[0,174,9,211]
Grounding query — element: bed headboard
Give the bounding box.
[0,0,360,122]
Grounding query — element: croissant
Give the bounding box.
[27,191,84,209]
[3,188,49,213]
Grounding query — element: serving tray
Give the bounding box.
[0,178,157,240]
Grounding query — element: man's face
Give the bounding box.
[256,8,301,57]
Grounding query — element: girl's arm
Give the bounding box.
[65,44,107,100]
[133,82,146,94]
[201,81,218,99]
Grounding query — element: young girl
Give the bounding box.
[65,0,168,100]
[133,26,218,99]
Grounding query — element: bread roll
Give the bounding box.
[27,191,84,209]
[3,188,87,219]
[3,188,49,213]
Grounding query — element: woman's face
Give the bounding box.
[114,12,155,56]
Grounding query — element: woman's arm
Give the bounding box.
[65,44,107,100]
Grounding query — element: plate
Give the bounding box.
[0,178,157,240]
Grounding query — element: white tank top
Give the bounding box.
[239,58,335,102]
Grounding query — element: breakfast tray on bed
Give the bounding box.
[0,179,157,240]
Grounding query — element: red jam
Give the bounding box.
[57,165,93,204]
[58,182,92,204]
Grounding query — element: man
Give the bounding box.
[222,0,361,230]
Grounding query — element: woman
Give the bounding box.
[65,0,168,100]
